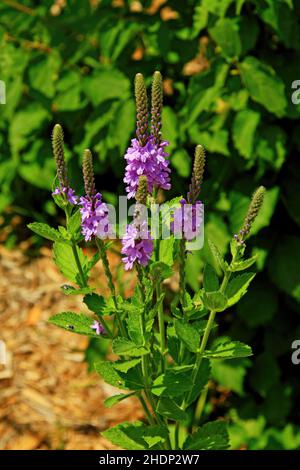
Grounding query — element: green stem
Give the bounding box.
[95,239,126,337]
[99,316,113,339]
[182,309,216,411]
[138,393,155,425]
[71,244,87,287]
[156,281,166,373]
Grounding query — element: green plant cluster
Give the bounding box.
[1,0,300,449]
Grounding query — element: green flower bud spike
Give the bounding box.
[234,186,266,245]
[82,149,96,198]
[135,175,148,205]
[187,145,206,204]
[52,124,68,188]
[135,73,149,147]
[151,71,163,146]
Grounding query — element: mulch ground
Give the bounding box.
[0,244,144,450]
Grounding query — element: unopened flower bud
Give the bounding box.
[82,149,96,198]
[135,73,149,146]
[187,145,205,204]
[52,124,68,187]
[151,71,163,146]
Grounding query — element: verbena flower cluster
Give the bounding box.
[121,220,153,271]
[124,137,171,199]
[172,198,204,241]
[79,193,109,242]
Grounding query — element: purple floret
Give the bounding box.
[90,320,105,335]
[121,221,153,271]
[124,137,171,199]
[172,198,204,241]
[79,192,109,242]
[52,186,78,205]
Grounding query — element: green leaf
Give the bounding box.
[48,312,101,337]
[171,149,191,178]
[209,18,242,58]
[203,263,219,292]
[208,239,227,272]
[126,310,143,346]
[67,210,82,239]
[187,358,211,406]
[174,320,200,353]
[152,366,194,397]
[112,338,149,357]
[83,69,130,106]
[203,0,234,17]
[53,242,87,286]
[61,285,94,296]
[211,358,250,396]
[161,107,178,152]
[204,340,252,359]
[95,360,125,389]
[203,291,228,312]
[240,57,287,116]
[232,109,260,159]
[157,397,188,422]
[167,325,181,364]
[104,393,135,408]
[102,422,169,450]
[28,222,66,243]
[268,236,300,302]
[237,281,277,327]
[83,293,106,315]
[225,273,256,307]
[230,256,257,272]
[183,420,230,450]
[159,238,174,266]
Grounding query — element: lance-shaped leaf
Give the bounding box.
[60,285,94,296]
[113,338,149,357]
[157,397,188,422]
[104,392,135,408]
[174,319,200,353]
[126,310,143,346]
[67,209,82,240]
[28,222,67,243]
[102,422,169,450]
[183,420,230,450]
[203,291,227,312]
[152,365,194,397]
[203,340,252,359]
[186,358,211,406]
[229,256,257,272]
[49,311,103,337]
[225,272,256,307]
[83,293,106,315]
[95,360,126,389]
[53,242,87,286]
[203,263,219,292]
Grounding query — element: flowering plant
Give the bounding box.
[28,72,265,450]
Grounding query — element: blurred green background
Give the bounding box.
[1,0,300,450]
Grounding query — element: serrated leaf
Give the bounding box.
[209,18,242,58]
[187,358,211,406]
[208,239,227,272]
[230,256,257,272]
[95,360,126,389]
[152,366,194,397]
[204,340,252,359]
[28,222,66,243]
[159,238,174,266]
[126,310,143,346]
[49,311,101,337]
[149,261,173,281]
[157,397,188,422]
[203,263,219,292]
[102,422,169,450]
[113,338,149,357]
[84,293,106,315]
[174,320,200,353]
[67,210,82,239]
[203,291,228,312]
[104,393,135,408]
[60,285,94,296]
[225,272,255,307]
[53,242,87,286]
[183,420,230,450]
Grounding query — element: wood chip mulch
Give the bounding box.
[0,245,143,450]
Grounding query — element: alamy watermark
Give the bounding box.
[291,80,300,105]
[0,340,7,365]
[0,80,6,104]
[291,340,300,365]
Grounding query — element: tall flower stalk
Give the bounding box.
[29,71,267,451]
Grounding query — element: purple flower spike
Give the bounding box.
[79,192,109,242]
[121,221,153,271]
[124,137,171,199]
[172,199,204,241]
[52,186,78,205]
[90,320,105,336]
